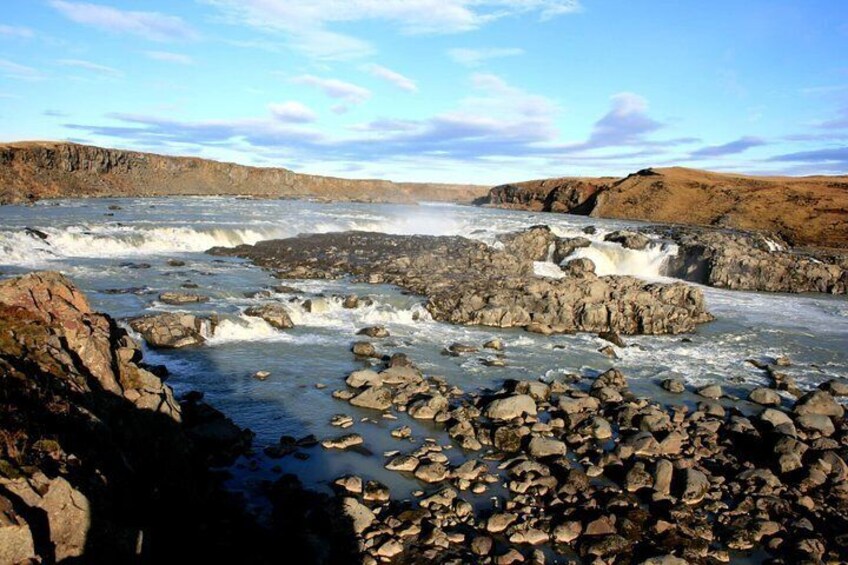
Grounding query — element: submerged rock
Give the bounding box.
[244,303,294,329]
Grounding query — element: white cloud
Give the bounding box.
[268,101,318,123]
[0,24,35,38]
[49,1,198,42]
[292,75,372,105]
[58,58,123,77]
[365,64,417,92]
[202,0,580,59]
[447,47,524,67]
[144,51,194,65]
[0,59,44,81]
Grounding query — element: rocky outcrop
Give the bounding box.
[211,226,713,335]
[129,312,216,348]
[0,141,488,205]
[658,227,848,294]
[0,271,356,562]
[486,167,848,249]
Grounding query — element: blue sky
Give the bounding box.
[1,1,847,183]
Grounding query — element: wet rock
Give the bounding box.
[605,230,650,250]
[598,345,618,358]
[129,312,213,349]
[552,521,582,544]
[558,395,600,414]
[415,462,448,483]
[342,295,359,308]
[680,468,710,505]
[159,291,209,305]
[493,426,527,452]
[166,258,185,267]
[334,476,363,494]
[321,433,364,450]
[471,535,493,556]
[661,378,685,393]
[794,390,844,418]
[638,556,688,565]
[496,548,526,565]
[357,325,389,338]
[484,338,504,351]
[386,455,420,472]
[448,342,479,354]
[485,394,537,421]
[408,394,449,420]
[749,387,781,406]
[391,425,412,439]
[346,369,382,388]
[302,298,330,313]
[351,341,379,358]
[820,379,848,396]
[585,534,629,558]
[486,512,518,533]
[795,414,835,436]
[244,303,294,329]
[342,497,375,534]
[363,480,390,503]
[697,384,722,399]
[527,436,567,458]
[598,331,626,347]
[350,387,393,411]
[253,370,271,381]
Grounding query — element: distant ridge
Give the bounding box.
[488,166,848,249]
[0,141,488,205]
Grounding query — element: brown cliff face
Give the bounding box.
[0,141,489,205]
[488,167,848,249]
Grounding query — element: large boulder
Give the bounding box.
[485,394,537,421]
[130,312,213,349]
[244,303,294,329]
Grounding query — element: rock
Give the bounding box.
[749,387,781,406]
[334,475,363,494]
[346,369,382,388]
[485,394,537,420]
[159,291,209,305]
[363,480,390,503]
[350,387,393,411]
[342,295,359,308]
[342,497,375,534]
[321,434,364,450]
[638,556,688,565]
[415,462,448,483]
[486,512,518,533]
[820,379,848,396]
[391,425,412,439]
[653,459,674,496]
[483,339,504,351]
[561,257,595,276]
[585,416,613,440]
[496,548,526,565]
[598,331,626,347]
[795,414,835,436]
[598,345,618,358]
[386,454,420,472]
[130,312,213,348]
[794,390,845,418]
[527,436,567,458]
[585,534,629,558]
[605,230,650,250]
[351,341,379,357]
[448,342,479,354]
[166,258,185,267]
[408,394,449,420]
[254,370,271,381]
[244,303,294,329]
[558,395,600,414]
[697,384,722,399]
[471,535,493,555]
[552,521,582,544]
[376,539,403,559]
[0,494,35,564]
[661,378,685,393]
[357,325,389,338]
[302,298,329,313]
[681,468,710,505]
[761,408,793,428]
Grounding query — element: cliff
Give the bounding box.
[489,167,848,249]
[0,141,489,205]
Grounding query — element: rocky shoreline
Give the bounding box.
[210,226,713,335]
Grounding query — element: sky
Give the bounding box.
[1,1,847,184]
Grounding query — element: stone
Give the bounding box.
[820,379,848,396]
[357,325,389,338]
[363,480,390,503]
[159,291,209,305]
[552,520,582,544]
[343,498,375,534]
[697,384,722,399]
[485,394,537,420]
[415,462,448,483]
[796,414,835,436]
[483,339,504,351]
[408,394,449,420]
[661,378,685,393]
[527,436,567,458]
[486,512,518,533]
[386,455,420,472]
[130,312,212,348]
[334,476,363,494]
[471,535,493,555]
[302,298,329,313]
[794,390,844,419]
[638,557,688,565]
[760,408,793,428]
[244,303,294,329]
[321,434,364,450]
[350,387,393,411]
[681,468,710,505]
[351,341,379,357]
[346,369,382,388]
[376,539,403,559]
[0,494,35,564]
[605,230,650,250]
[558,395,600,414]
[749,387,781,406]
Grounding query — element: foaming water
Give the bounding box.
[567,240,679,279]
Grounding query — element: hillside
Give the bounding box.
[489,167,848,248]
[0,141,488,205]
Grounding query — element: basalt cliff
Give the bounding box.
[0,141,488,205]
[487,167,848,249]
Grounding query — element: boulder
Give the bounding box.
[794,391,844,419]
[244,303,294,329]
[130,312,212,348]
[749,387,781,406]
[159,291,209,305]
[485,395,537,420]
[350,387,393,411]
[527,436,567,458]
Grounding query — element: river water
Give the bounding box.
[1,197,846,519]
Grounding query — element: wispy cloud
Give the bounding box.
[58,58,122,77]
[690,136,766,158]
[44,109,70,118]
[268,101,318,123]
[49,1,199,42]
[767,146,848,166]
[144,51,194,65]
[201,0,580,59]
[292,75,372,105]
[447,47,524,67]
[0,24,35,39]
[0,58,45,81]
[365,64,417,92]
[582,93,664,148]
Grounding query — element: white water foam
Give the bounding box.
[566,241,679,279]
